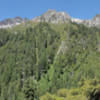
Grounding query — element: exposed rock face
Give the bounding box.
[71,14,100,27]
[71,18,84,24]
[32,9,71,23]
[32,10,100,28]
[0,17,28,28]
[1,10,100,28]
[88,15,100,27]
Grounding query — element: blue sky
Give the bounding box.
[0,0,100,21]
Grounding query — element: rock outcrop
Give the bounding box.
[71,14,100,27]
[32,10,100,28]
[1,10,100,28]
[32,9,71,23]
[0,17,28,28]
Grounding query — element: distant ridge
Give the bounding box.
[32,9,100,27]
[0,17,28,28]
[1,10,100,28]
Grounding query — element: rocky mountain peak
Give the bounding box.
[1,10,100,28]
[92,14,100,23]
[94,14,100,19]
[32,9,71,23]
[86,14,100,27]
[45,9,57,14]
[32,10,100,28]
[0,17,28,28]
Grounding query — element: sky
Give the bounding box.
[0,0,100,21]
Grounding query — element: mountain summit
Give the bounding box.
[32,10,100,27]
[32,9,71,23]
[0,10,100,28]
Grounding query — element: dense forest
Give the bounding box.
[0,22,100,100]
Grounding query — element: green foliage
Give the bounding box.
[0,22,100,100]
[40,79,100,100]
[23,77,38,100]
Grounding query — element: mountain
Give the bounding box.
[72,14,100,27]
[88,14,100,27]
[0,17,28,28]
[32,9,71,23]
[32,9,100,27]
[1,10,100,100]
[0,20,100,100]
[1,10,100,28]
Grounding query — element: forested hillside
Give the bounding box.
[0,22,100,100]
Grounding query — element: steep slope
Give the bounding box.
[0,22,100,100]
